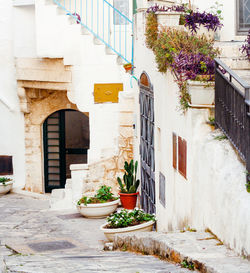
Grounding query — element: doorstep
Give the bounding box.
[113,231,250,273]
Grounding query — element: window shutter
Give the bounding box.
[172,133,177,169]
[178,137,187,179]
[0,156,13,175]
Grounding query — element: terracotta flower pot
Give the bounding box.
[119,192,139,209]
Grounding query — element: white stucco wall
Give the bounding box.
[33,0,135,166]
[13,4,37,57]
[133,10,250,256]
[0,0,25,188]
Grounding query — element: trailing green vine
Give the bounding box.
[145,13,158,49]
[145,12,220,112]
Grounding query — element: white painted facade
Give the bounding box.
[0,0,26,188]
[133,4,250,256]
[0,0,249,257]
[0,0,134,194]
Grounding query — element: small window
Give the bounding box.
[0,156,13,175]
[237,0,250,34]
[178,137,187,179]
[113,0,129,25]
[172,133,187,179]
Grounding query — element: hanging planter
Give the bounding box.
[156,12,182,28]
[123,63,133,73]
[187,80,215,106]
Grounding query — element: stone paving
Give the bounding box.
[0,193,190,273]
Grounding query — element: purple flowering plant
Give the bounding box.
[184,11,222,33]
[147,4,223,33]
[241,29,250,62]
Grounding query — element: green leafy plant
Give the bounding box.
[214,134,227,141]
[77,185,117,205]
[209,1,223,21]
[181,260,194,270]
[117,160,140,193]
[106,209,155,228]
[207,116,215,126]
[0,177,11,185]
[145,13,158,49]
[145,19,220,112]
[246,172,250,193]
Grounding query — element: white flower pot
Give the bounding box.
[156,12,182,28]
[0,181,13,195]
[77,198,120,219]
[100,220,155,242]
[187,80,215,106]
[193,26,215,40]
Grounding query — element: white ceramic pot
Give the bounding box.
[0,181,13,195]
[193,26,215,40]
[187,80,215,106]
[100,220,155,242]
[77,198,120,219]
[156,12,182,28]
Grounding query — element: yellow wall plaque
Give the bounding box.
[94,83,123,103]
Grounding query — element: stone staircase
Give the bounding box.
[35,0,132,109]
[216,41,250,84]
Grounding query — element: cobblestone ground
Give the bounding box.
[0,193,190,273]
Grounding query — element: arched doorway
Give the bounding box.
[139,72,155,214]
[43,109,89,193]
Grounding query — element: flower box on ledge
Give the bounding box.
[187,80,215,106]
[156,12,182,28]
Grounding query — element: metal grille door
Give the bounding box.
[139,72,156,214]
[43,110,89,193]
[43,111,66,193]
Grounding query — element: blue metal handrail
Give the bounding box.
[53,0,134,64]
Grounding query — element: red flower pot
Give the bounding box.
[119,192,139,210]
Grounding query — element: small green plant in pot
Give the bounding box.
[0,177,13,195]
[76,185,120,218]
[117,160,140,210]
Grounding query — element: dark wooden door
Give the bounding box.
[139,72,156,214]
[43,110,89,193]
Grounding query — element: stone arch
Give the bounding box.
[23,89,80,193]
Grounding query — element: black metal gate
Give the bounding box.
[139,72,156,214]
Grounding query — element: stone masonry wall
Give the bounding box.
[82,92,135,196]
[24,89,76,193]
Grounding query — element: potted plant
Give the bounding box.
[77,185,120,218]
[100,208,155,241]
[117,160,140,210]
[0,177,13,195]
[123,63,133,73]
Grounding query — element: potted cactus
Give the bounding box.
[117,160,140,209]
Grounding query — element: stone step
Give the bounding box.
[216,41,245,58]
[50,188,74,210]
[113,232,250,273]
[219,57,250,70]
